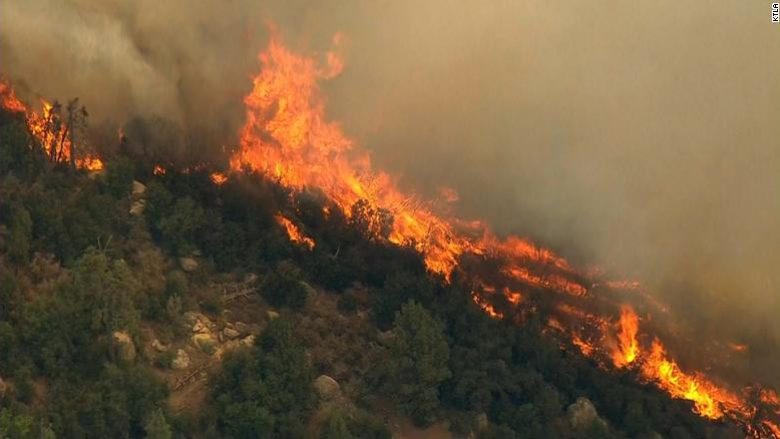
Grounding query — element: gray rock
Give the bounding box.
[129,199,146,216]
[151,339,168,352]
[179,257,198,272]
[112,331,136,362]
[240,334,255,347]
[223,327,240,339]
[567,397,607,431]
[131,181,146,198]
[313,375,341,400]
[172,349,190,370]
[234,321,250,335]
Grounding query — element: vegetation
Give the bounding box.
[0,106,745,438]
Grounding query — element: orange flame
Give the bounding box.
[612,305,640,367]
[211,172,227,185]
[1,80,103,171]
[227,34,779,436]
[274,213,315,250]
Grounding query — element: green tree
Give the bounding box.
[155,197,205,255]
[212,318,313,438]
[321,409,352,439]
[8,206,32,265]
[386,301,451,426]
[70,248,140,337]
[144,408,172,439]
[103,156,135,198]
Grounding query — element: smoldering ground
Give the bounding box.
[2,1,778,385]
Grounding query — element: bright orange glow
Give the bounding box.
[226,34,779,436]
[640,339,749,419]
[153,165,167,176]
[728,342,749,353]
[572,334,595,357]
[228,34,588,296]
[612,305,640,367]
[0,80,103,171]
[471,291,502,318]
[211,172,228,185]
[274,213,315,250]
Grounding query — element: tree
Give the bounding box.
[212,318,313,438]
[385,301,451,426]
[70,248,140,337]
[155,196,205,255]
[8,206,32,265]
[144,408,173,439]
[321,409,352,439]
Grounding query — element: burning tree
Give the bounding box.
[0,80,102,171]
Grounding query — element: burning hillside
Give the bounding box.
[0,80,103,171]
[1,25,777,439]
[228,34,780,437]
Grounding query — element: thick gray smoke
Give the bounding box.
[0,0,269,160]
[2,1,778,383]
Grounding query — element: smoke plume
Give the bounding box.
[2,1,778,383]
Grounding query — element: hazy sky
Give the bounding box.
[2,0,779,379]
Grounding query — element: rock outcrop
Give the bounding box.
[112,331,136,362]
[172,349,190,370]
[313,375,341,401]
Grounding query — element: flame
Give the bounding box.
[728,342,749,353]
[211,172,227,185]
[227,34,779,436]
[274,213,315,250]
[612,305,640,367]
[572,334,595,357]
[640,339,749,419]
[153,165,167,176]
[0,80,103,171]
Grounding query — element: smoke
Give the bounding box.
[264,1,780,383]
[0,0,269,161]
[3,1,778,382]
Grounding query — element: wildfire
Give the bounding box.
[612,305,640,367]
[274,213,315,250]
[211,172,228,185]
[0,80,103,171]
[227,34,779,436]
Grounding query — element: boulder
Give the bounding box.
[179,257,198,272]
[222,327,240,339]
[129,199,146,216]
[313,375,341,401]
[240,334,255,347]
[266,310,279,320]
[192,333,217,354]
[131,181,146,198]
[567,397,607,431]
[233,321,251,335]
[172,349,190,370]
[112,331,136,362]
[151,339,168,352]
[192,320,209,334]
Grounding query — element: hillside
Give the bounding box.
[0,104,752,439]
